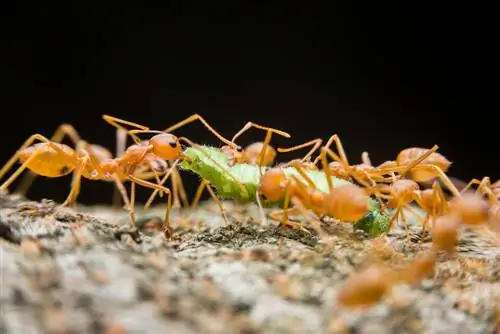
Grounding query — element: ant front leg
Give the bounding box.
[231,121,291,173]
[277,138,323,164]
[164,114,236,147]
[269,182,311,234]
[230,121,290,143]
[143,159,180,210]
[102,114,149,144]
[191,179,229,225]
[313,134,350,166]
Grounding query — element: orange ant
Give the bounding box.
[308,136,449,208]
[394,147,452,183]
[430,212,460,254]
[7,123,177,209]
[257,147,371,231]
[102,115,192,209]
[337,249,437,308]
[116,113,250,212]
[107,115,252,229]
[0,119,187,235]
[427,188,500,243]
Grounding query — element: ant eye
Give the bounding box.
[169,141,178,148]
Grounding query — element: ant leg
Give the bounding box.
[274,183,310,234]
[143,160,179,210]
[361,152,372,166]
[166,160,189,208]
[190,181,207,209]
[170,167,181,209]
[230,121,290,143]
[201,180,229,225]
[229,122,290,173]
[387,207,401,232]
[172,164,190,207]
[50,123,83,144]
[0,134,51,182]
[112,128,128,208]
[269,208,310,234]
[60,158,88,207]
[313,134,349,166]
[128,175,173,237]
[255,190,267,225]
[380,145,439,178]
[112,175,136,226]
[102,114,148,144]
[319,147,334,192]
[258,129,273,174]
[460,178,482,194]
[290,196,326,237]
[396,145,440,179]
[288,160,317,189]
[413,164,461,198]
[163,114,236,147]
[277,139,323,164]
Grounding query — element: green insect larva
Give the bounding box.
[180,146,392,235]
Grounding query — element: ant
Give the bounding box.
[257,147,371,232]
[6,123,177,209]
[102,115,192,209]
[336,249,437,308]
[430,212,460,254]
[0,118,184,235]
[108,115,251,230]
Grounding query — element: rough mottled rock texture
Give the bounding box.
[1,192,500,334]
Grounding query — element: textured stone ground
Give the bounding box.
[1,192,500,334]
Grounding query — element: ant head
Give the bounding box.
[259,168,286,201]
[149,133,182,160]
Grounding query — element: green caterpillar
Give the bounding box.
[181,146,392,236]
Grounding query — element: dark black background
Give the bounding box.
[0,3,494,205]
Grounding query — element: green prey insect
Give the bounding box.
[174,145,392,236]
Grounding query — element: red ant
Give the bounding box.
[256,146,372,232]
[110,114,253,230]
[6,123,179,209]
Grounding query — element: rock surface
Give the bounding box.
[1,192,500,333]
